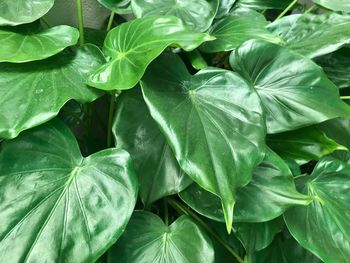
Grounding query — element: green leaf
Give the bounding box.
[131,0,219,32]
[268,13,350,58]
[236,0,291,10]
[0,44,105,139]
[216,0,236,18]
[230,39,350,133]
[107,211,214,263]
[97,0,131,14]
[0,119,138,262]
[87,16,214,91]
[284,157,350,263]
[179,149,311,223]
[313,0,350,13]
[315,48,350,89]
[141,52,266,232]
[0,22,79,63]
[267,126,347,165]
[200,8,282,53]
[0,0,54,26]
[113,87,192,206]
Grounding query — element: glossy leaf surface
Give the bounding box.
[0,119,138,263]
[200,8,281,53]
[180,149,311,223]
[268,13,350,58]
[284,157,350,263]
[141,53,266,231]
[131,0,219,32]
[0,0,54,26]
[0,44,105,139]
[113,87,192,206]
[230,39,350,133]
[88,16,214,90]
[0,22,79,63]
[98,0,131,14]
[236,0,291,10]
[107,211,214,263]
[216,0,236,18]
[313,0,350,13]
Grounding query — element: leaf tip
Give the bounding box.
[222,199,235,234]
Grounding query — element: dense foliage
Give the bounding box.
[1,0,350,262]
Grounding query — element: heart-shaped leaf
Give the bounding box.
[313,0,350,13]
[230,39,350,133]
[0,44,105,139]
[131,0,219,32]
[0,0,54,26]
[141,52,266,232]
[180,149,311,223]
[113,87,192,206]
[0,119,138,262]
[268,13,350,58]
[107,211,214,263]
[284,157,350,263]
[98,0,131,14]
[87,16,214,90]
[200,8,282,53]
[236,0,291,10]
[0,22,79,63]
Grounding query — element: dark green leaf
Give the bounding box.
[216,0,236,18]
[230,39,350,133]
[141,52,266,231]
[88,16,214,90]
[131,0,219,32]
[236,0,291,10]
[107,211,214,263]
[284,157,350,263]
[0,22,79,63]
[313,0,350,13]
[0,44,105,139]
[97,0,131,14]
[113,87,192,206]
[0,119,138,262]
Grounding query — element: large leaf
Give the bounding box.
[236,0,291,10]
[268,13,350,58]
[284,157,350,263]
[200,8,281,53]
[87,16,214,90]
[230,39,350,133]
[107,211,214,263]
[113,87,192,206]
[0,22,79,63]
[0,119,138,262]
[313,0,350,13]
[267,126,347,165]
[141,52,266,231]
[131,0,219,32]
[0,44,105,139]
[98,0,131,14]
[0,0,54,26]
[179,149,311,223]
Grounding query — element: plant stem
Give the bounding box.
[107,91,116,147]
[341,96,350,100]
[167,198,244,263]
[106,12,115,31]
[305,4,316,14]
[276,0,298,20]
[76,0,85,46]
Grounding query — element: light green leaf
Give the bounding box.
[200,8,282,53]
[236,0,291,10]
[0,0,54,26]
[0,44,105,139]
[107,211,214,263]
[0,119,138,263]
[113,87,192,206]
[180,149,311,223]
[87,16,214,91]
[268,13,350,58]
[97,0,131,14]
[141,52,266,232]
[284,157,350,263]
[230,39,350,133]
[0,21,79,63]
[131,0,219,32]
[313,0,350,13]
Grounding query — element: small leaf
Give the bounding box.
[98,0,131,14]
[141,52,266,232]
[113,87,192,206]
[0,44,105,139]
[284,157,350,263]
[107,211,215,263]
[0,119,138,262]
[313,0,350,13]
[0,0,54,26]
[88,16,214,90]
[216,0,236,18]
[236,0,292,10]
[0,21,79,63]
[230,39,350,133]
[200,8,282,53]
